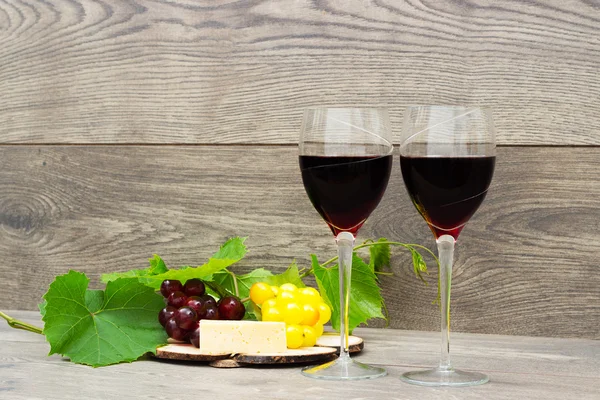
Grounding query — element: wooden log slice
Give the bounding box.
[315,334,364,354]
[209,359,241,368]
[233,346,338,365]
[155,344,231,362]
[155,335,364,364]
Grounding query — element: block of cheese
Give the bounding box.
[199,320,287,355]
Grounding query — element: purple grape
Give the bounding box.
[203,305,219,320]
[200,294,217,308]
[167,291,188,308]
[183,279,206,297]
[189,326,200,348]
[160,280,183,298]
[218,296,245,320]
[196,303,208,320]
[165,319,188,341]
[183,322,199,345]
[175,307,198,330]
[196,300,217,320]
[158,306,177,327]
[186,296,204,315]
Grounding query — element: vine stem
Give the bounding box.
[0,311,43,335]
[227,270,240,298]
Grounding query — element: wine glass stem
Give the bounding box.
[437,234,455,371]
[336,231,355,361]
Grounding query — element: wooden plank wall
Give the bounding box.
[1,0,598,339]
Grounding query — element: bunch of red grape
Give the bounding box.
[158,279,245,348]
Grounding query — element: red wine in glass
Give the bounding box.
[299,107,392,380]
[399,106,496,387]
[300,155,393,236]
[400,155,496,239]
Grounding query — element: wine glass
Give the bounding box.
[299,107,393,380]
[399,106,496,386]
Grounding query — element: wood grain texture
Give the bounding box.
[1,0,599,145]
[1,146,599,338]
[1,312,599,400]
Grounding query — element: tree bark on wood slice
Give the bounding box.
[155,344,230,362]
[209,359,241,368]
[233,347,338,365]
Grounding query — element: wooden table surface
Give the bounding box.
[1,311,598,400]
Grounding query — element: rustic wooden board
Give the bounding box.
[0,146,599,339]
[1,312,599,400]
[1,0,599,145]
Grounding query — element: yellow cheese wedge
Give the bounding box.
[199,320,287,355]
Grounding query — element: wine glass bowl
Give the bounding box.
[299,108,393,237]
[298,108,393,380]
[399,106,496,387]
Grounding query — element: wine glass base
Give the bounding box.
[301,357,387,381]
[400,367,489,387]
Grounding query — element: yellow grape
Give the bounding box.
[286,325,304,349]
[249,282,274,305]
[283,302,303,325]
[262,306,283,322]
[301,325,318,347]
[262,298,278,310]
[313,322,324,337]
[317,303,331,325]
[280,283,298,293]
[271,286,280,297]
[298,287,321,307]
[300,303,320,326]
[277,290,298,306]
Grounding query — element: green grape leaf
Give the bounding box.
[243,311,259,321]
[42,271,167,367]
[101,268,153,283]
[265,261,306,288]
[148,254,168,274]
[368,238,391,273]
[411,249,429,283]
[246,301,261,321]
[101,254,169,283]
[84,290,105,313]
[138,237,247,289]
[38,301,47,317]
[312,253,385,333]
